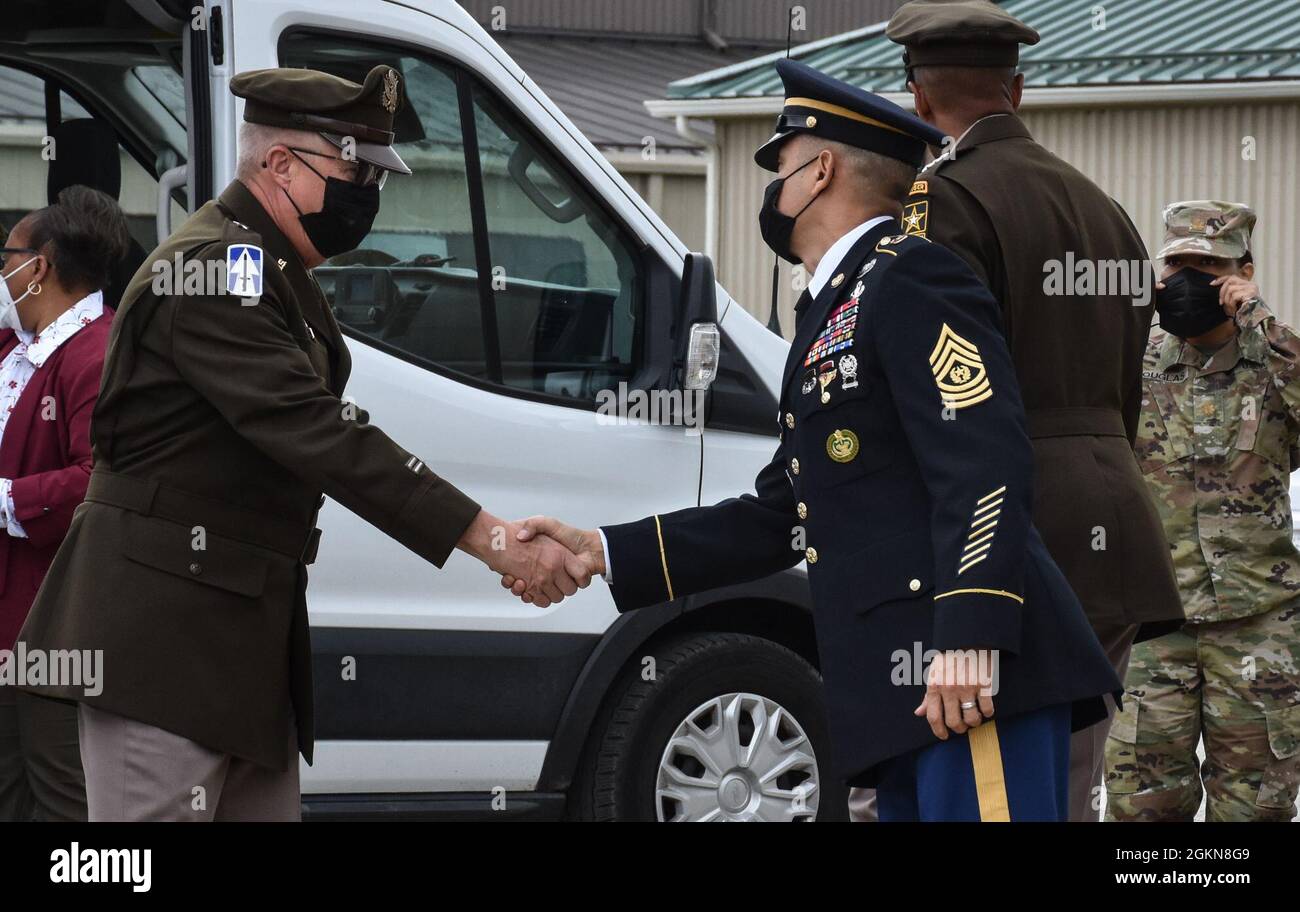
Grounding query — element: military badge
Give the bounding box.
[909,179,928,196]
[903,200,928,237]
[803,300,858,367]
[801,369,817,395]
[381,69,401,114]
[929,323,992,409]
[226,244,263,298]
[817,361,838,404]
[852,280,865,299]
[840,354,859,390]
[857,259,877,278]
[826,429,860,463]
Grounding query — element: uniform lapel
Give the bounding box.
[780,218,898,401]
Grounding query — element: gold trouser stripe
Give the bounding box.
[934,588,1024,604]
[653,515,674,601]
[785,97,908,135]
[967,721,1011,822]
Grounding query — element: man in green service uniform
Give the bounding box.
[16,66,589,821]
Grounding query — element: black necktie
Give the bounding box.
[793,289,814,329]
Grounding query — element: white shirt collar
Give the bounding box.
[808,215,894,299]
[21,290,104,368]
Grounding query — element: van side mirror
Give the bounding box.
[675,252,720,393]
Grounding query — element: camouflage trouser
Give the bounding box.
[1103,600,1300,822]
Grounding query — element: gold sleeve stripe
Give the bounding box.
[956,554,988,575]
[977,485,1008,505]
[934,588,1024,604]
[968,721,1011,822]
[969,520,999,539]
[961,542,993,560]
[653,514,675,602]
[966,529,997,546]
[972,499,1003,520]
[785,97,908,135]
[970,510,1001,528]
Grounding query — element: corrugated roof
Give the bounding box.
[668,0,1300,99]
[499,34,762,150]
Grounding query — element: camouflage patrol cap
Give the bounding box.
[230,65,411,175]
[887,0,1040,68]
[1157,200,1257,260]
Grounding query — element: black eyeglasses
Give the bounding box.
[0,247,38,271]
[287,147,388,189]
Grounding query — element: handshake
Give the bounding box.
[457,511,606,608]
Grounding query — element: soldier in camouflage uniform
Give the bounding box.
[1104,201,1300,821]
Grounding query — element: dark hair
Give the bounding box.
[25,185,131,294]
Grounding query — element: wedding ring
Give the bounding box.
[960,701,977,710]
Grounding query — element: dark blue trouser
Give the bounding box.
[875,702,1072,822]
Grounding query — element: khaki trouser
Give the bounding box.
[78,703,301,822]
[850,623,1138,822]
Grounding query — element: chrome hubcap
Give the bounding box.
[655,692,820,821]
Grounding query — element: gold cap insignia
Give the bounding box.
[806,115,818,128]
[929,323,992,409]
[827,429,860,463]
[381,69,400,114]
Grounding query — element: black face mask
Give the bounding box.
[1156,267,1229,339]
[285,151,381,259]
[759,156,821,264]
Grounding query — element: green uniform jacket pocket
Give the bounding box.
[121,512,270,599]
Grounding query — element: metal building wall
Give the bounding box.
[620,169,709,252]
[714,101,1300,338]
[1020,102,1300,326]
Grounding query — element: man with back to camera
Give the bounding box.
[877,0,1185,822]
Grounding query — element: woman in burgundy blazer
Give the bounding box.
[0,186,128,821]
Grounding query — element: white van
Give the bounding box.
[5,0,843,821]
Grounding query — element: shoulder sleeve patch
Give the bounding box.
[902,199,929,238]
[929,323,992,409]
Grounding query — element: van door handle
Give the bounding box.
[156,163,189,241]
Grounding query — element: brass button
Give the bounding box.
[797,502,808,520]
[791,458,800,475]
[805,115,817,128]
[189,562,202,576]
[909,578,921,592]
[806,547,819,564]
[785,412,795,429]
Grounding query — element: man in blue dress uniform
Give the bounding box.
[508,60,1121,821]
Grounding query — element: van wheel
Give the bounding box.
[576,632,848,821]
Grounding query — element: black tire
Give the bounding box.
[572,631,849,821]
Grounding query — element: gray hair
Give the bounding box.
[821,139,918,206]
[236,122,316,180]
